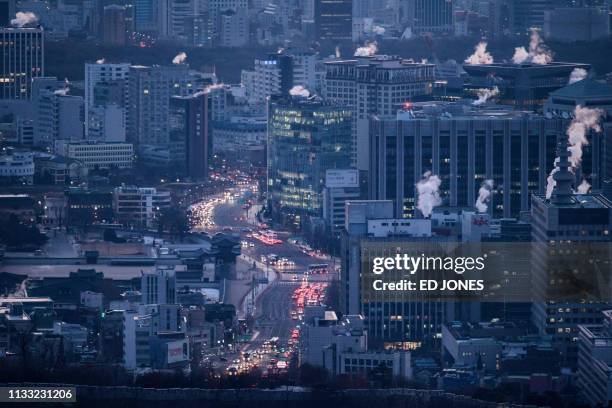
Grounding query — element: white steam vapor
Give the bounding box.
[512,29,553,65]
[372,25,386,35]
[96,58,106,64]
[545,106,604,198]
[53,87,69,96]
[465,42,494,65]
[289,85,310,98]
[172,52,187,64]
[473,86,499,106]
[576,179,591,194]
[335,46,341,58]
[354,41,378,57]
[11,12,38,27]
[475,179,494,213]
[416,171,442,218]
[568,68,588,85]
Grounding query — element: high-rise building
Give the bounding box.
[531,139,612,368]
[84,62,130,138]
[370,103,609,219]
[267,96,353,227]
[241,54,294,104]
[127,64,198,146]
[512,0,551,32]
[315,0,352,41]
[169,93,210,179]
[324,56,435,170]
[102,4,127,45]
[88,80,127,142]
[0,27,44,100]
[0,0,15,27]
[134,0,159,34]
[219,8,248,47]
[34,90,84,147]
[401,0,454,34]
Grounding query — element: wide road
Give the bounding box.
[249,282,299,350]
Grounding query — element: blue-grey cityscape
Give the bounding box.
[0,1,611,407]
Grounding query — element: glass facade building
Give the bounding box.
[267,96,352,227]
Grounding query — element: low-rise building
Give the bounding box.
[0,148,34,185]
[113,186,171,228]
[55,141,133,170]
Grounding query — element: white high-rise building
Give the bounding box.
[84,63,129,138]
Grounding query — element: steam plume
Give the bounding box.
[416,171,442,218]
[545,106,604,198]
[354,41,378,57]
[335,46,341,58]
[172,52,187,64]
[475,179,494,213]
[372,25,386,35]
[568,68,588,85]
[465,42,494,65]
[512,29,552,65]
[289,85,310,98]
[473,86,499,106]
[576,179,591,194]
[11,12,38,27]
[96,58,106,64]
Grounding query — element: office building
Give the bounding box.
[127,64,200,146]
[65,188,114,227]
[113,186,171,228]
[402,0,454,34]
[134,0,158,34]
[219,8,248,47]
[531,139,612,368]
[577,310,612,406]
[84,62,130,139]
[241,54,294,104]
[463,62,591,111]
[340,200,449,347]
[323,169,362,238]
[544,7,610,42]
[0,148,34,185]
[512,0,552,32]
[301,307,412,379]
[170,93,210,179]
[324,56,435,170]
[315,0,352,41]
[102,4,127,45]
[141,266,177,305]
[0,0,15,27]
[267,96,352,228]
[0,27,44,100]
[34,91,84,147]
[369,103,607,219]
[55,141,134,170]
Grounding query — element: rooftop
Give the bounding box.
[549,78,612,99]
